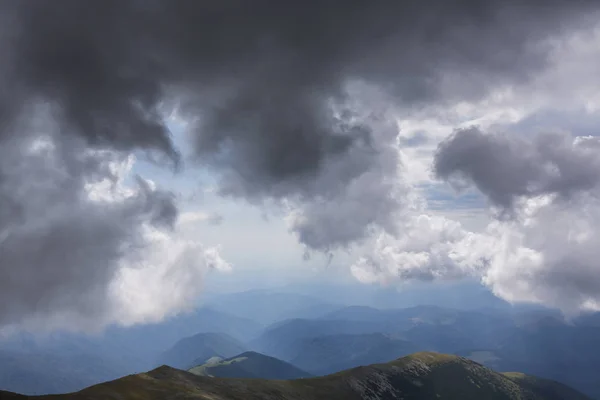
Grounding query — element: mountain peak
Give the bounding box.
[148,365,177,374]
[398,351,461,363]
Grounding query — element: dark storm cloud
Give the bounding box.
[0,115,179,328]
[434,127,600,212]
[0,0,599,326]
[3,0,597,196]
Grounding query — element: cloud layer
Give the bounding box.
[2,0,600,327]
[0,105,228,330]
[6,0,596,227]
[435,128,600,213]
[355,129,600,314]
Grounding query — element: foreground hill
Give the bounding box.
[188,351,311,380]
[157,332,247,370]
[6,352,590,400]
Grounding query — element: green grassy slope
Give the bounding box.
[188,351,312,380]
[7,352,590,400]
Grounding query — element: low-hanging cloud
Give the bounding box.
[357,129,600,314]
[434,127,600,213]
[434,129,600,313]
[0,106,228,331]
[1,0,600,327]
[351,214,494,285]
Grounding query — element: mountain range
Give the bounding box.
[1,288,600,397]
[1,352,589,399]
[0,306,260,395]
[288,332,417,376]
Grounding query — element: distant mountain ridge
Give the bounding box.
[249,305,515,370]
[248,304,600,397]
[289,332,418,375]
[4,352,590,399]
[250,318,382,360]
[3,298,600,397]
[0,350,127,396]
[205,289,339,325]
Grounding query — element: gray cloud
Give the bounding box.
[353,193,600,314]
[426,127,600,313]
[0,110,180,329]
[286,109,405,251]
[481,193,600,314]
[4,0,596,195]
[434,127,600,212]
[206,213,224,226]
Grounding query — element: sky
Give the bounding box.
[2,0,600,331]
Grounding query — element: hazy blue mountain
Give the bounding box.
[0,306,262,393]
[0,350,128,395]
[0,331,116,359]
[157,332,247,370]
[570,311,600,327]
[320,305,516,352]
[320,305,462,332]
[289,332,418,375]
[189,351,312,380]
[99,306,262,369]
[320,305,398,322]
[250,318,382,360]
[0,331,143,395]
[205,289,339,325]
[282,280,512,311]
[403,310,516,353]
[250,305,518,361]
[461,323,600,399]
[4,299,596,397]
[316,306,600,397]
[281,302,342,320]
[325,304,509,323]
